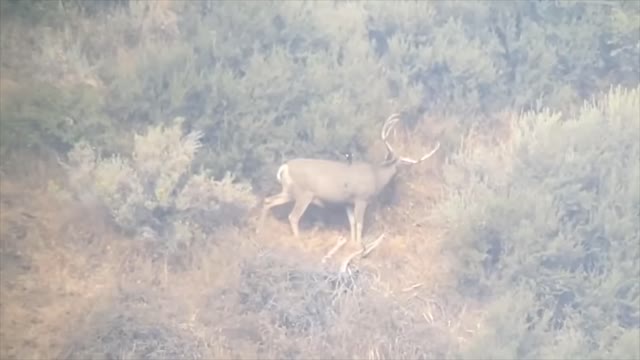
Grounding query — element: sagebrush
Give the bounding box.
[60,118,257,249]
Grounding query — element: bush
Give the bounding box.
[202,248,456,359]
[1,1,637,188]
[60,118,257,250]
[436,86,640,358]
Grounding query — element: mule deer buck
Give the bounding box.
[258,113,440,258]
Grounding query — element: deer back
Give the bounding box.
[284,158,398,204]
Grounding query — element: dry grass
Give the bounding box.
[0,171,120,359]
[0,147,487,359]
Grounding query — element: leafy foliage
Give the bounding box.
[1,1,637,187]
[436,86,640,358]
[60,118,256,250]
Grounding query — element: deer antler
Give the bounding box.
[381,113,401,154]
[380,113,441,164]
[381,113,401,138]
[398,142,441,164]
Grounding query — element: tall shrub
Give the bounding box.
[436,86,640,358]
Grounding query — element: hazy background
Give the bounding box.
[0,1,638,359]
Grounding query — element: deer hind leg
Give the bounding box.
[257,191,293,234]
[353,200,369,251]
[287,192,314,239]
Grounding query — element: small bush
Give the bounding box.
[60,118,257,249]
[202,248,456,359]
[62,295,203,360]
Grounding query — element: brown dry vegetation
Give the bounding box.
[0,132,486,359]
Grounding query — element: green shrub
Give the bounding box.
[0,81,115,154]
[2,1,637,188]
[60,118,257,249]
[436,86,640,358]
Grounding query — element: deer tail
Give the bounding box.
[276,164,288,183]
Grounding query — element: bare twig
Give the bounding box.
[339,233,385,272]
[423,311,434,324]
[322,236,347,263]
[402,283,423,292]
[362,233,385,258]
[340,248,364,273]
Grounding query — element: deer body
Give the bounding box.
[283,158,397,203]
[258,114,440,252]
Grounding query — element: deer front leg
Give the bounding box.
[353,200,368,251]
[346,205,356,244]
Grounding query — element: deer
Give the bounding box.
[257,113,441,264]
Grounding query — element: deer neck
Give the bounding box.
[374,158,399,190]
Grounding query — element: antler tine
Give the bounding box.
[381,113,401,140]
[381,113,401,153]
[398,141,441,164]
